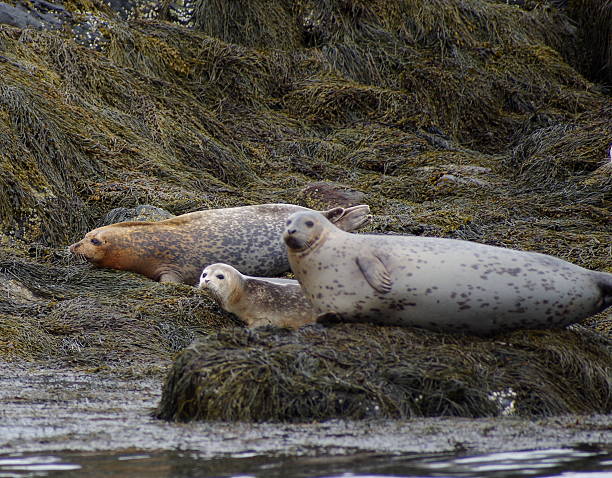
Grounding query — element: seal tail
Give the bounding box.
[596,272,612,311]
[332,204,371,231]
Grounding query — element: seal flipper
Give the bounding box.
[596,271,612,311]
[159,270,183,283]
[321,205,371,231]
[316,312,343,325]
[356,254,393,293]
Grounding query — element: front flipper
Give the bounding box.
[321,207,345,224]
[316,312,343,325]
[356,253,392,293]
[158,270,184,283]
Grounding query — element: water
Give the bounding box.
[1,445,611,478]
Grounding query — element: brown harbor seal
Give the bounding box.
[283,211,612,335]
[199,263,316,329]
[69,203,370,285]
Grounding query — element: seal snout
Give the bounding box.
[282,223,305,251]
[199,270,210,289]
[283,233,303,251]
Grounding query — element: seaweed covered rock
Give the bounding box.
[155,324,612,421]
[155,324,612,422]
[101,204,175,225]
[0,249,236,366]
[563,0,612,86]
[0,0,609,383]
[299,181,366,209]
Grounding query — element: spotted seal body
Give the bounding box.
[69,203,370,285]
[283,211,612,335]
[199,263,316,329]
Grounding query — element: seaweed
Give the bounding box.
[0,0,609,421]
[155,324,612,421]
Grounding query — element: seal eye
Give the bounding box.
[216,274,225,280]
[305,220,314,228]
[286,220,292,226]
[201,272,207,278]
[91,238,101,246]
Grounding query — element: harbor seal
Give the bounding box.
[283,211,612,335]
[199,263,316,329]
[69,203,370,285]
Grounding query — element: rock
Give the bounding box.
[0,274,40,303]
[0,0,66,30]
[435,173,490,188]
[299,182,366,209]
[101,205,175,226]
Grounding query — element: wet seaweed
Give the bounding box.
[155,324,612,422]
[0,0,610,420]
[0,250,232,365]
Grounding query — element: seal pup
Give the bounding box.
[283,211,612,335]
[69,203,370,285]
[199,263,316,329]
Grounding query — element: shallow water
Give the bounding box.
[1,446,612,478]
[2,364,612,478]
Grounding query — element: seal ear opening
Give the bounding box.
[323,204,371,232]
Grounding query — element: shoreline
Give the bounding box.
[2,363,610,457]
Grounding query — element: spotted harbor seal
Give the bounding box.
[69,204,370,285]
[283,211,612,335]
[199,263,315,328]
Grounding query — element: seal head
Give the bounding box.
[283,211,331,253]
[69,225,140,271]
[69,230,107,264]
[199,263,244,309]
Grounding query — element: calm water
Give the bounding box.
[1,445,611,478]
